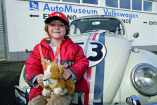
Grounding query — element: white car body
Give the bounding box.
[14,15,157,105]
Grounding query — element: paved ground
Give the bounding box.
[0,61,25,105]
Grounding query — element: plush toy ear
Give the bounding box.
[45,62,49,65]
[58,65,64,74]
[44,62,51,71]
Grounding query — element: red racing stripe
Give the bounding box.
[92,33,98,40]
[84,33,98,104]
[84,68,91,104]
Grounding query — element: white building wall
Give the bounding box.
[3,0,157,60]
[5,0,45,52]
[154,2,157,12]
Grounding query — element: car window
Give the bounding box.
[70,18,125,35]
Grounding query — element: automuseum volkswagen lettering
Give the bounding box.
[1,0,157,61]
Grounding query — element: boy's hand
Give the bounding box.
[36,74,44,87]
[62,69,71,80]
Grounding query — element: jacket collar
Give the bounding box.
[62,37,73,46]
[40,37,73,49]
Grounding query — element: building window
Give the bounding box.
[106,0,118,8]
[144,1,152,11]
[120,0,130,9]
[62,0,80,3]
[83,0,98,4]
[132,0,142,11]
[155,2,157,13]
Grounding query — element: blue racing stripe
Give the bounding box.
[94,33,105,104]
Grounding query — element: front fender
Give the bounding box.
[119,49,157,104]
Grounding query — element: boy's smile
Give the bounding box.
[48,20,66,40]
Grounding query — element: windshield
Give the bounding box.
[70,18,125,35]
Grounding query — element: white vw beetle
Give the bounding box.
[14,15,157,105]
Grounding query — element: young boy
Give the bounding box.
[25,12,89,105]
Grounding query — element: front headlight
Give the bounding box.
[131,63,157,96]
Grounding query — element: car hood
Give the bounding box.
[70,32,132,103]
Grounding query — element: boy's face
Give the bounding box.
[48,20,66,40]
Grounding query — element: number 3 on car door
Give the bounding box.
[76,41,106,67]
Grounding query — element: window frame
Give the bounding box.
[120,0,131,9]
[132,0,142,11]
[106,0,118,8]
[143,1,152,12]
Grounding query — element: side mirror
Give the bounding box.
[133,32,139,38]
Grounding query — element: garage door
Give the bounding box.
[0,0,6,60]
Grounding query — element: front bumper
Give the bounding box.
[126,95,141,105]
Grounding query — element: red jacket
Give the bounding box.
[25,38,89,100]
